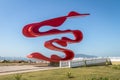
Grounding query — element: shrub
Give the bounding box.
[66,72,74,78]
[49,62,59,67]
[14,74,22,80]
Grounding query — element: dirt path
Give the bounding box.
[0,65,59,75]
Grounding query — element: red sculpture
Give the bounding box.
[22,11,89,62]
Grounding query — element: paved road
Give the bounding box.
[0,65,59,75]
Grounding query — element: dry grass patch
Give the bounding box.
[112,61,120,65]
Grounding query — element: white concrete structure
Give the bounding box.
[59,58,112,68]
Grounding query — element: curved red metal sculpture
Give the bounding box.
[22,11,89,62]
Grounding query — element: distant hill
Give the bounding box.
[61,54,97,58]
[0,56,29,61]
[74,54,97,58]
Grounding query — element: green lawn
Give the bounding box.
[0,65,120,80]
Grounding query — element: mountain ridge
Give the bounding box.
[74,54,97,58]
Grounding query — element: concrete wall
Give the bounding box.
[60,58,112,68]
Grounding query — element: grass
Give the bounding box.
[0,65,120,80]
[111,65,120,70]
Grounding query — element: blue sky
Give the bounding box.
[0,0,120,57]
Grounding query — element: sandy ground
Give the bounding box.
[0,65,59,75]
